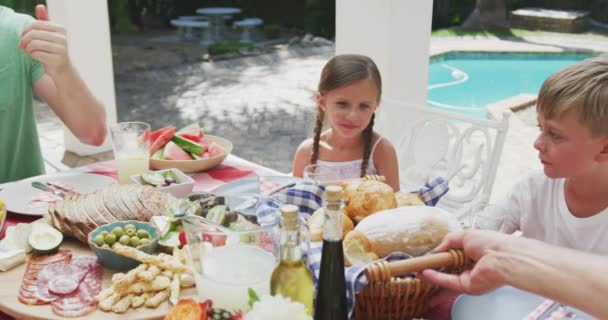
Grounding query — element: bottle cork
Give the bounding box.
[325,185,343,202]
[280,204,299,230]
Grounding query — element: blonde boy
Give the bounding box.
[487,55,608,254]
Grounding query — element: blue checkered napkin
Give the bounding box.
[410,176,449,206]
[271,181,325,219]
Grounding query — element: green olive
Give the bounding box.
[138,238,151,246]
[125,228,136,237]
[119,235,131,246]
[124,224,136,231]
[111,226,124,238]
[111,242,120,250]
[101,243,111,249]
[136,229,150,239]
[100,230,110,237]
[104,233,117,246]
[130,236,140,247]
[93,234,105,246]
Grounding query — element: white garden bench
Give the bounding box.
[233,18,263,43]
[170,19,212,45]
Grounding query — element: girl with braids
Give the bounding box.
[292,54,400,191]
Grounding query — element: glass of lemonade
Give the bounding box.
[181,195,282,312]
[110,122,150,184]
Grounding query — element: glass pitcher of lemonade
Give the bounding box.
[181,194,286,312]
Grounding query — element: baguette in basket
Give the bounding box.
[343,206,462,266]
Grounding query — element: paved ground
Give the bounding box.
[34,31,608,203]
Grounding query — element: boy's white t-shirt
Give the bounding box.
[487,170,608,255]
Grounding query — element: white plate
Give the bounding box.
[0,172,116,216]
[452,286,595,320]
[215,175,303,195]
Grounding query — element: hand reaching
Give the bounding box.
[18,5,71,78]
[418,230,510,295]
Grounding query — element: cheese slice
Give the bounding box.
[0,249,26,272]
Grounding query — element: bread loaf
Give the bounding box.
[308,208,354,242]
[395,192,424,207]
[353,206,462,257]
[343,231,378,267]
[343,180,396,223]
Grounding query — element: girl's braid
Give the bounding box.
[360,113,375,177]
[309,109,325,168]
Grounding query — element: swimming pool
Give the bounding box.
[427,52,594,118]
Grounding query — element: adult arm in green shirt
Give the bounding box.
[419,230,608,319]
[19,5,107,146]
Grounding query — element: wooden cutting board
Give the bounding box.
[0,240,196,320]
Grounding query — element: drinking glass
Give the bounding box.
[303,163,352,183]
[181,194,283,311]
[110,122,150,184]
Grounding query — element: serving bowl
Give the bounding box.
[131,168,195,198]
[149,135,233,173]
[88,220,159,270]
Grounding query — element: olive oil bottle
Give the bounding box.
[314,185,348,320]
[270,204,314,315]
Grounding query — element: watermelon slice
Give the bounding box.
[177,122,200,133]
[177,129,204,142]
[150,125,174,142]
[163,141,192,160]
[150,126,176,155]
[193,138,225,158]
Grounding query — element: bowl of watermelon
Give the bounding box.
[149,123,233,173]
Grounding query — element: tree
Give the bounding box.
[462,0,509,29]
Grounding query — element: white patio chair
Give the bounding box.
[384,99,510,220]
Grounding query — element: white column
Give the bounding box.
[335,0,433,144]
[47,0,117,155]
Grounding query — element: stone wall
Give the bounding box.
[510,8,590,33]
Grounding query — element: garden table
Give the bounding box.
[195,7,242,43]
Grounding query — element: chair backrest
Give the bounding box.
[383,99,510,218]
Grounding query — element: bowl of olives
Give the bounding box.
[88,221,160,270]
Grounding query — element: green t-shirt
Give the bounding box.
[0,6,45,183]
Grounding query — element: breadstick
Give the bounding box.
[180,273,195,288]
[145,289,170,308]
[111,272,125,282]
[131,294,146,309]
[161,269,174,278]
[126,276,171,294]
[115,264,148,293]
[169,273,181,305]
[111,294,134,314]
[95,287,115,302]
[114,245,188,273]
[137,265,160,282]
[99,292,121,312]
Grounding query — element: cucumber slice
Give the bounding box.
[206,205,226,226]
[29,224,63,254]
[141,171,165,186]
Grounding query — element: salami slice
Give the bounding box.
[51,282,97,317]
[34,284,60,303]
[49,276,80,295]
[18,250,73,306]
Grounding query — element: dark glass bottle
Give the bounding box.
[314,185,348,320]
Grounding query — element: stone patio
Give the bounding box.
[34,31,608,204]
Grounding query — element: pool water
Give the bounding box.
[427,52,593,118]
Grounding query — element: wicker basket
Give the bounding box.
[354,249,467,320]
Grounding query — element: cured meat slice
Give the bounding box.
[18,250,73,306]
[51,282,97,317]
[34,285,60,303]
[49,277,80,295]
[29,249,72,266]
